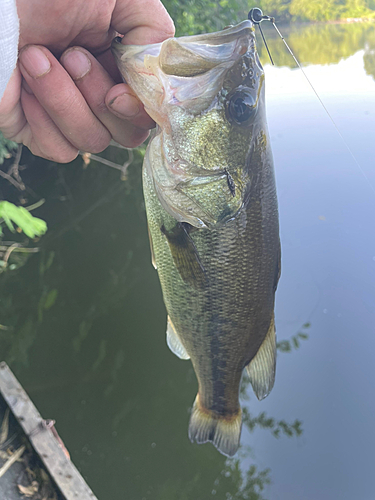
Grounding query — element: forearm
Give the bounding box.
[0,0,19,101]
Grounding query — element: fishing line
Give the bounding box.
[248,7,375,197]
[249,8,274,65]
[258,24,274,65]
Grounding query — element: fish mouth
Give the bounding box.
[177,20,255,45]
[111,20,258,119]
[111,20,255,63]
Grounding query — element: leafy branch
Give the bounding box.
[242,407,303,438]
[0,201,47,239]
[277,322,310,353]
[0,200,47,273]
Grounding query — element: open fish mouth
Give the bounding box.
[111,20,258,119]
[112,20,255,69]
[112,20,265,229]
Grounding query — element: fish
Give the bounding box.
[112,19,281,457]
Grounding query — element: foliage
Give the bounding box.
[259,0,292,20]
[0,249,57,366]
[243,408,303,438]
[0,131,17,165]
[277,322,310,353]
[162,0,250,36]
[289,0,345,21]
[363,23,375,78]
[254,20,375,70]
[364,47,375,77]
[162,2,375,81]
[162,0,375,32]
[0,201,47,239]
[223,460,271,500]
[289,0,373,21]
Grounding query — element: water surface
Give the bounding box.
[1,21,375,500]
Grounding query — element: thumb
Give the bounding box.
[111,0,175,45]
[0,66,27,140]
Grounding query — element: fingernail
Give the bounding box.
[20,46,51,78]
[109,94,140,118]
[61,48,91,80]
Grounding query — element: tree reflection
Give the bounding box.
[363,28,375,80]
[2,10,373,496]
[148,322,309,500]
[1,146,307,500]
[210,460,271,500]
[211,324,309,500]
[3,9,357,498]
[163,0,375,31]
[257,22,374,67]
[163,0,375,72]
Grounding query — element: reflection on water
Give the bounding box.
[257,21,375,68]
[0,150,306,499]
[1,19,375,500]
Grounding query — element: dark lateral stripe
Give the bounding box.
[208,314,232,416]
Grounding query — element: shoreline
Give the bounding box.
[327,17,375,24]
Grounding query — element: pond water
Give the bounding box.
[1,20,375,500]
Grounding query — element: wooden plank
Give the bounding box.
[0,362,98,500]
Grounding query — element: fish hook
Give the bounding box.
[248,8,274,65]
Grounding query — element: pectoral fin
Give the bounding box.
[166,316,190,360]
[246,316,276,400]
[161,222,207,289]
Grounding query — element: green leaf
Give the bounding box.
[0,201,47,238]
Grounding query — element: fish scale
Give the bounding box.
[112,19,280,457]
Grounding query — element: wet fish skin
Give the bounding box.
[112,20,280,457]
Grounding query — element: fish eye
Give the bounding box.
[228,91,257,125]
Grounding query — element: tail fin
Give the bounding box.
[188,394,242,457]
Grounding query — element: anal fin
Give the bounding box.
[166,316,190,360]
[246,315,276,400]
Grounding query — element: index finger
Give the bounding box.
[111,0,175,45]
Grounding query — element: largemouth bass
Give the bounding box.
[112,19,280,457]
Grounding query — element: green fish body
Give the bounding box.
[112,20,280,457]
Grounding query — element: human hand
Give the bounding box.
[0,0,174,162]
